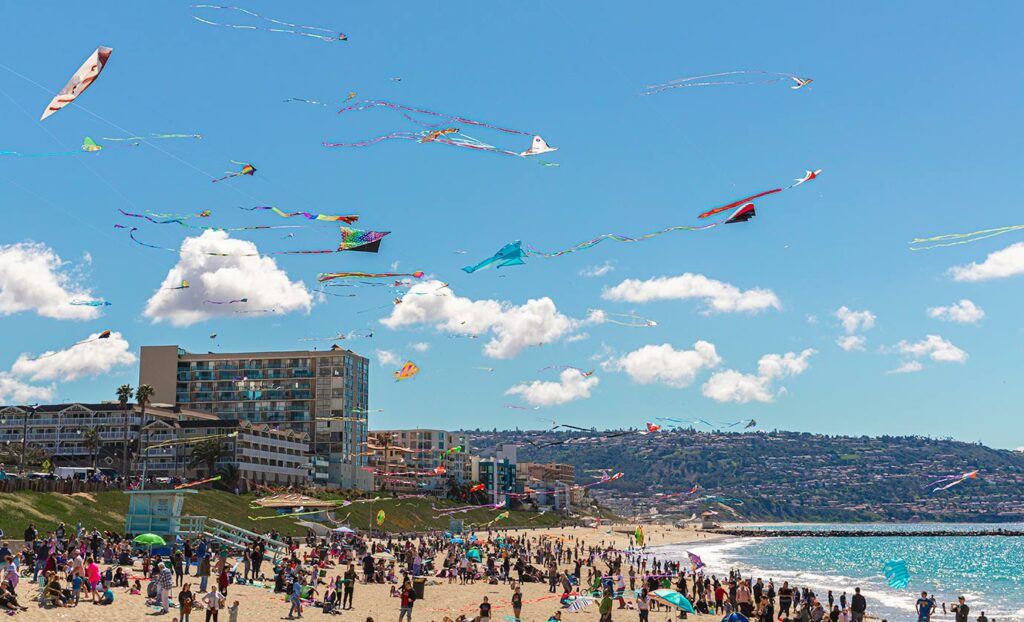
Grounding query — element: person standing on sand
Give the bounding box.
[398,579,416,622]
[511,586,523,620]
[952,596,970,622]
[203,586,223,622]
[479,596,492,622]
[158,561,175,614]
[343,563,357,609]
[850,588,867,622]
[917,591,936,622]
[599,588,614,622]
[198,554,211,592]
[636,587,650,622]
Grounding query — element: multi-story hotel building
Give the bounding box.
[367,428,471,493]
[141,418,310,487]
[139,345,372,489]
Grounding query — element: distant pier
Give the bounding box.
[706,528,1024,538]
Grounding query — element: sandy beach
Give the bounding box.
[8,524,725,622]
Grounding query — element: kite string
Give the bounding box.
[337,100,533,136]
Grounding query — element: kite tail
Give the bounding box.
[336,100,532,136]
[909,225,1024,250]
[322,132,420,148]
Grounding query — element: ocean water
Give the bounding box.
[653,523,1024,622]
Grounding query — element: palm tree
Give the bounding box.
[189,439,226,478]
[116,384,134,476]
[134,384,154,473]
[82,427,102,470]
[217,464,241,491]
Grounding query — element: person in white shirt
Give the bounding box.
[203,588,223,622]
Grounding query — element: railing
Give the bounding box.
[180,515,288,558]
[0,479,117,494]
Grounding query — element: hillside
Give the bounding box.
[466,428,1024,523]
[0,490,567,538]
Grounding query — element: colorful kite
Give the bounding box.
[102,133,202,141]
[376,510,386,526]
[469,483,486,493]
[41,47,113,121]
[115,224,386,256]
[634,526,644,547]
[910,224,1024,250]
[698,171,820,219]
[165,280,190,290]
[882,559,910,589]
[642,71,813,96]
[927,470,979,493]
[1,136,113,157]
[150,210,212,219]
[118,209,300,232]
[69,300,111,307]
[325,100,556,162]
[539,365,594,377]
[298,330,374,342]
[27,330,113,361]
[205,298,248,304]
[687,552,705,571]
[644,423,662,434]
[318,271,425,283]
[175,475,222,489]
[191,5,347,42]
[212,161,256,182]
[393,361,420,381]
[461,241,526,273]
[239,206,359,224]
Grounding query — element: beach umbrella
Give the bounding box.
[372,552,396,561]
[450,537,465,544]
[567,596,594,612]
[650,589,695,614]
[332,526,356,534]
[721,614,749,622]
[133,533,166,546]
[466,548,481,562]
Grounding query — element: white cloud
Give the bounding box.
[11,331,136,382]
[390,260,400,271]
[835,306,876,334]
[895,335,968,364]
[806,314,819,325]
[888,361,923,374]
[579,262,615,278]
[927,299,985,324]
[0,242,102,320]
[143,230,313,327]
[702,348,816,404]
[409,342,431,353]
[565,333,590,344]
[505,369,599,406]
[604,342,720,388]
[374,349,401,367]
[949,242,1024,282]
[602,273,780,314]
[0,373,55,403]
[836,335,867,352]
[380,280,588,359]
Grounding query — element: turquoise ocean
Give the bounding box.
[654,523,1024,622]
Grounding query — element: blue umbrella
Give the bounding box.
[650,589,696,614]
[722,613,749,622]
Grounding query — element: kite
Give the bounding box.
[326,100,556,162]
[27,330,112,361]
[882,559,910,589]
[205,298,248,304]
[643,423,661,434]
[700,496,744,505]
[150,210,212,220]
[191,5,347,42]
[249,508,328,521]
[1,136,112,157]
[927,470,979,493]
[165,280,190,290]
[469,484,486,493]
[505,405,541,411]
[115,225,385,256]
[634,526,644,547]
[462,241,526,273]
[461,201,768,272]
[284,97,328,106]
[393,361,420,381]
[118,209,301,232]
[174,475,222,489]
[475,366,495,372]
[41,46,113,121]
[538,365,594,377]
[298,330,374,342]
[211,161,256,182]
[686,552,705,571]
[102,133,202,141]
[910,224,1024,250]
[69,300,111,307]
[592,311,658,328]
[318,271,425,283]
[209,332,217,339]
[239,206,359,224]
[376,510,386,526]
[697,170,821,219]
[642,71,813,96]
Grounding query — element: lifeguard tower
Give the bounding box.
[124,489,196,537]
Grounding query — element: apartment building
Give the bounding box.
[518,462,579,508]
[139,345,372,489]
[0,402,217,471]
[141,418,310,487]
[367,428,471,492]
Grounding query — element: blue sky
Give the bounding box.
[1,2,1023,448]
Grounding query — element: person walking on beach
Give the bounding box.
[511,586,523,620]
[599,588,614,622]
[636,587,650,622]
[343,563,357,609]
[288,576,305,619]
[179,583,194,622]
[479,596,492,622]
[398,579,416,622]
[158,561,174,614]
[850,588,866,622]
